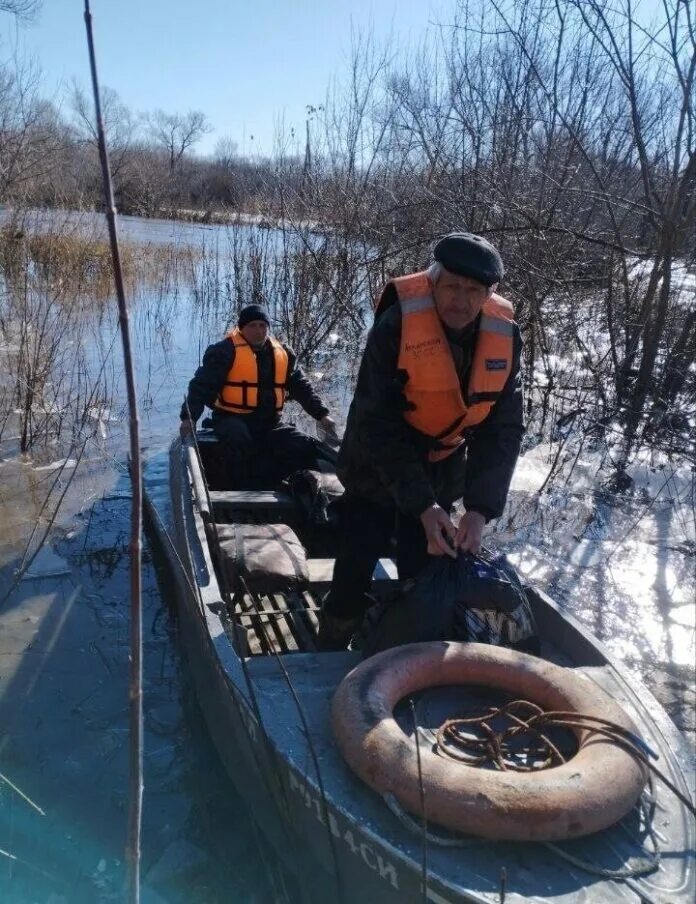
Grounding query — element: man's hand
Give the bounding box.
[455,510,486,554]
[317,415,340,447]
[179,419,195,440]
[420,504,457,558]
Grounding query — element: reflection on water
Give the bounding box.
[0,207,241,250]
[1,487,281,903]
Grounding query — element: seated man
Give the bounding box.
[179,304,338,486]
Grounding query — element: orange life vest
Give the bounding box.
[376,271,515,462]
[214,328,289,415]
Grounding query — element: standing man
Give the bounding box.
[318,233,525,650]
[180,304,338,485]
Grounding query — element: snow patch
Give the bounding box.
[32,458,78,471]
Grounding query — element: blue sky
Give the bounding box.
[7,0,450,157]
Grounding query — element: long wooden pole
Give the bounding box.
[83,3,143,901]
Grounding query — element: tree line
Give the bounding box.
[293,0,695,467]
[0,62,276,216]
[1,0,694,466]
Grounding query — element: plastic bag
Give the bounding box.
[355,551,539,658]
[286,469,344,526]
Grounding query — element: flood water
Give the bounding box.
[0,212,353,903]
[0,212,693,903]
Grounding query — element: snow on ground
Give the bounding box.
[486,437,695,732]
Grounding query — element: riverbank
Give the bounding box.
[0,202,322,234]
[497,445,695,735]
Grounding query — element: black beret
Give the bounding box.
[238,304,271,328]
[433,233,504,286]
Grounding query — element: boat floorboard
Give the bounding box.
[235,589,320,655]
[228,557,399,657]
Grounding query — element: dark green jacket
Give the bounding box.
[337,301,524,520]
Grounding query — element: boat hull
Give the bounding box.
[142,439,696,904]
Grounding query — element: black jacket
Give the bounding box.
[337,300,525,520]
[180,336,329,426]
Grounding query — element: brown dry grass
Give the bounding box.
[0,226,200,301]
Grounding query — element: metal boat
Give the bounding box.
[143,431,695,903]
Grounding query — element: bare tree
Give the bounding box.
[0,52,64,200]
[333,0,694,462]
[214,135,238,168]
[146,108,210,172]
[0,0,41,21]
[464,0,696,459]
[70,82,137,181]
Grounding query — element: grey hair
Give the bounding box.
[428,262,444,285]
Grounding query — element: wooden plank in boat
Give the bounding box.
[237,613,264,656]
[302,591,320,632]
[243,592,299,654]
[249,594,289,653]
[233,616,256,656]
[307,557,398,584]
[271,592,316,652]
[265,593,301,653]
[208,490,296,515]
[236,593,275,655]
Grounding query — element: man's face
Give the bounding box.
[240,320,269,348]
[432,268,493,330]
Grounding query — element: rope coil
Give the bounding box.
[435,699,695,813]
[405,699,684,880]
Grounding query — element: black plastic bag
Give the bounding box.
[286,469,344,526]
[355,551,539,658]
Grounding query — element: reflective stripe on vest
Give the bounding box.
[386,271,514,462]
[214,328,289,415]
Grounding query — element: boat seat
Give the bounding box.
[208,490,299,524]
[212,522,309,594]
[307,558,399,586]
